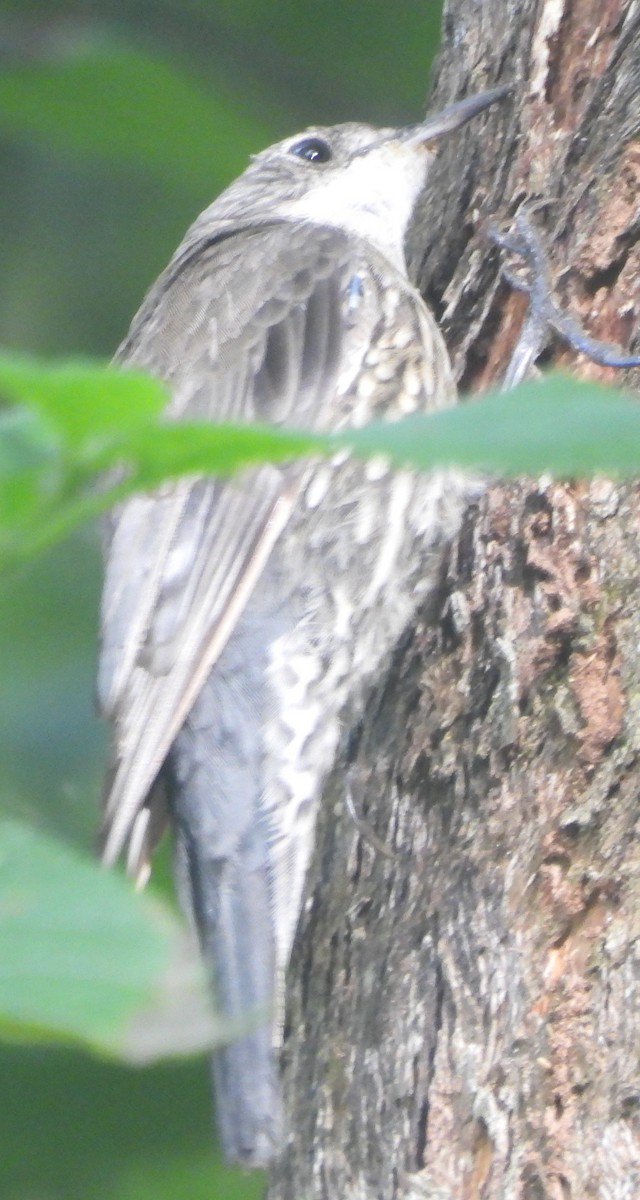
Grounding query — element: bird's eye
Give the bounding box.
[289,136,333,164]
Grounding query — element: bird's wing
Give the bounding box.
[99,220,370,873]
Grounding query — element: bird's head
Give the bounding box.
[191,87,509,268]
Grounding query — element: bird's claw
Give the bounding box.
[489,208,640,390]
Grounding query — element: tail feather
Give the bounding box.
[166,655,283,1166]
[177,829,282,1165]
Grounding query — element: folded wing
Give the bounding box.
[98,221,364,875]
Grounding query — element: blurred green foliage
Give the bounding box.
[0,4,444,1197]
[0,2,444,358]
[0,1043,259,1200]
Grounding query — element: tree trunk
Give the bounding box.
[268,2,640,1197]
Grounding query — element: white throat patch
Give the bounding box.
[281,141,432,270]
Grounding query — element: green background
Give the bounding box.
[0,4,443,1197]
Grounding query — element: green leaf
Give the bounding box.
[1,354,639,568]
[0,819,221,1062]
[0,352,166,446]
[125,420,330,485]
[121,376,640,483]
[343,376,640,476]
[0,406,57,473]
[0,354,165,562]
[0,41,276,193]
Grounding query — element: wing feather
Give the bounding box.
[99,221,359,870]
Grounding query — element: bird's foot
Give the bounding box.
[488,207,640,390]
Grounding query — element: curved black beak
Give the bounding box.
[404,84,511,146]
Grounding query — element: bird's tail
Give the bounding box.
[174,822,282,1166]
[163,603,288,1166]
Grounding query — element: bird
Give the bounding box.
[98,86,507,1167]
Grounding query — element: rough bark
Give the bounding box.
[268,2,640,1197]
